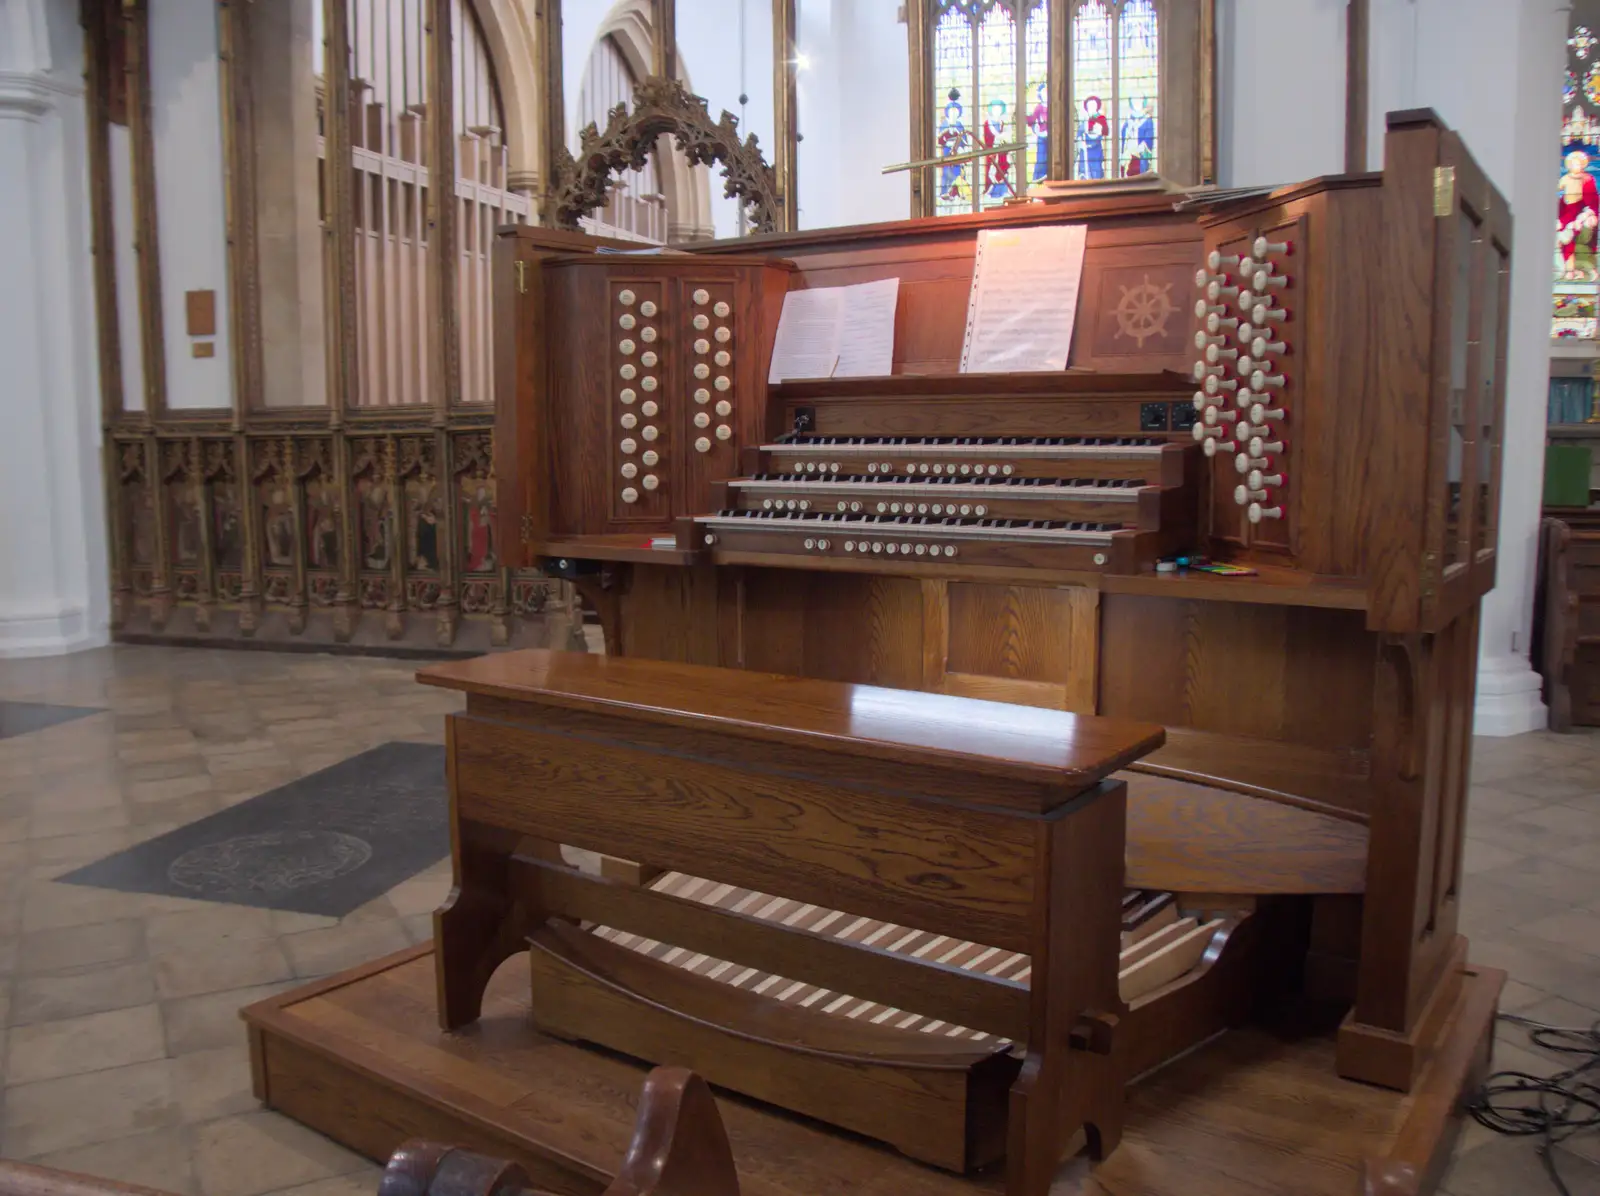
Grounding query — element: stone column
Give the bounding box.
[0,0,111,657]
[1473,0,1568,735]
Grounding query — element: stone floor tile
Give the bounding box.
[280,919,409,979]
[172,1044,258,1123]
[153,937,293,1000]
[161,981,298,1055]
[1461,838,1525,875]
[384,873,449,919]
[190,1112,366,1196]
[11,959,157,1024]
[19,881,147,934]
[4,1003,167,1083]
[27,829,141,875]
[261,1171,383,1196]
[1,1058,179,1157]
[144,904,278,956]
[1470,855,1600,904]
[400,913,434,945]
[1520,909,1600,959]
[26,1126,199,1196]
[1464,784,1551,821]
[28,803,131,841]
[1443,1136,1600,1196]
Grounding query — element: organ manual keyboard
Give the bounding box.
[482,111,1511,1193]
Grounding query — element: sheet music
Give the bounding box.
[768,289,842,382]
[959,225,1088,374]
[768,280,900,382]
[833,278,900,378]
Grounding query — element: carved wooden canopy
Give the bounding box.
[548,75,781,235]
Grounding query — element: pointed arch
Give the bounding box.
[462,0,539,190]
[575,0,714,241]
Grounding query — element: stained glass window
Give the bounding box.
[1024,7,1050,187]
[930,0,1046,216]
[1117,0,1159,177]
[933,7,976,215]
[928,0,1163,212]
[1072,2,1112,181]
[1557,16,1600,340]
[977,7,1019,206]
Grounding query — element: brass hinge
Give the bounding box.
[520,513,534,543]
[514,260,527,294]
[1433,166,1455,217]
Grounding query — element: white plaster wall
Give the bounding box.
[809,0,910,229]
[678,0,773,237]
[0,0,110,655]
[149,0,232,410]
[1215,0,1348,187]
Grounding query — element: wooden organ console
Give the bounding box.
[472,109,1512,1192]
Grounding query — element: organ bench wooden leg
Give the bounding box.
[1008,780,1127,1194]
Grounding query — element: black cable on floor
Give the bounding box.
[1465,1012,1600,1196]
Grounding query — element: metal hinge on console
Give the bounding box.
[1433,167,1455,218]
[515,261,527,294]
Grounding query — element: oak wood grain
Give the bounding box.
[420,649,1164,793]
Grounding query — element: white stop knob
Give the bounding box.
[621,486,639,504]
[1249,502,1284,523]
[642,474,659,491]
[716,424,732,441]
[694,436,711,453]
[1248,469,1285,489]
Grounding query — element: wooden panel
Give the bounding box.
[1100,595,1375,758]
[449,713,1042,952]
[185,289,216,337]
[523,926,1007,1173]
[517,856,1031,1040]
[1123,773,1368,894]
[1073,247,1204,374]
[948,584,1077,683]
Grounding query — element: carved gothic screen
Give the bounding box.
[931,0,1048,215]
[302,0,530,407]
[918,0,1208,216]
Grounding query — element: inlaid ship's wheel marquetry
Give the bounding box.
[1114,275,1177,348]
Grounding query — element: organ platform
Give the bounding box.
[247,109,1510,1196]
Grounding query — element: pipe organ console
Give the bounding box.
[486,111,1511,1189]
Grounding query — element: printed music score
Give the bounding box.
[960,225,1088,374]
[768,279,901,382]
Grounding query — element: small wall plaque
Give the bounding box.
[185,290,216,338]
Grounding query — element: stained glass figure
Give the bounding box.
[1571,24,1596,59]
[933,7,975,216]
[977,7,1019,205]
[1025,8,1050,184]
[1586,61,1600,108]
[1073,1,1112,181]
[1117,0,1159,177]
